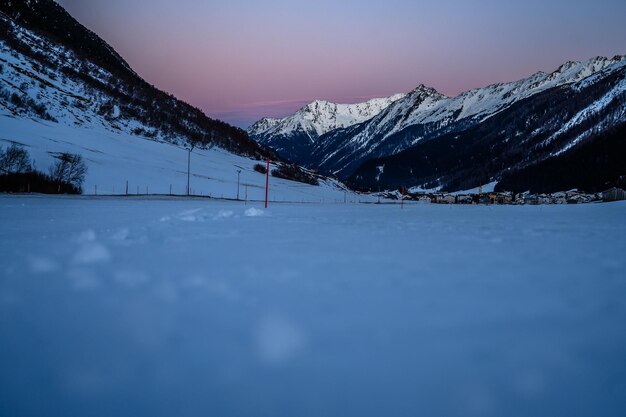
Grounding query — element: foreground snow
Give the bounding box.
[1,196,625,417]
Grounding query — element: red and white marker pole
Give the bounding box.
[264,156,270,208]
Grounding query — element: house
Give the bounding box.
[567,194,586,204]
[524,194,552,205]
[552,192,567,204]
[602,187,626,202]
[435,194,455,204]
[455,194,473,204]
[494,192,512,204]
[524,195,539,205]
[479,195,492,204]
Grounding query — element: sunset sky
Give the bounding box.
[57,0,626,127]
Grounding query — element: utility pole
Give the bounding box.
[265,156,270,208]
[237,169,242,200]
[187,143,195,196]
[187,143,196,196]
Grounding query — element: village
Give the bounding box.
[379,186,626,205]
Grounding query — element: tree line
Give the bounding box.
[0,144,87,194]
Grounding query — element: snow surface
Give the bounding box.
[1,195,625,417]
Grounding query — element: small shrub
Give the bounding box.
[271,163,319,186]
[10,93,23,106]
[253,163,267,174]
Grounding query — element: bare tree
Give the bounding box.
[0,143,31,174]
[49,153,87,189]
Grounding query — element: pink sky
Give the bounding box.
[58,0,626,127]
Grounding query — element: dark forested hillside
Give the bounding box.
[495,123,626,193]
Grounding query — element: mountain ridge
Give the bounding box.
[247,93,405,163]
[312,55,626,177]
[348,60,626,193]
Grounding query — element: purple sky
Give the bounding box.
[57,0,626,128]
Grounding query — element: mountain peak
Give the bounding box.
[248,93,407,159]
[409,84,445,99]
[249,93,406,137]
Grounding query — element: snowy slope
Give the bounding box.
[545,62,626,156]
[0,116,366,202]
[2,196,626,417]
[0,6,359,202]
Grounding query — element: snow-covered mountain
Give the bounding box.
[364,57,624,143]
[0,1,355,201]
[312,56,626,177]
[349,59,626,193]
[249,54,625,192]
[247,94,405,162]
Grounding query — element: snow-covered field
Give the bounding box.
[0,116,364,203]
[1,196,625,417]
